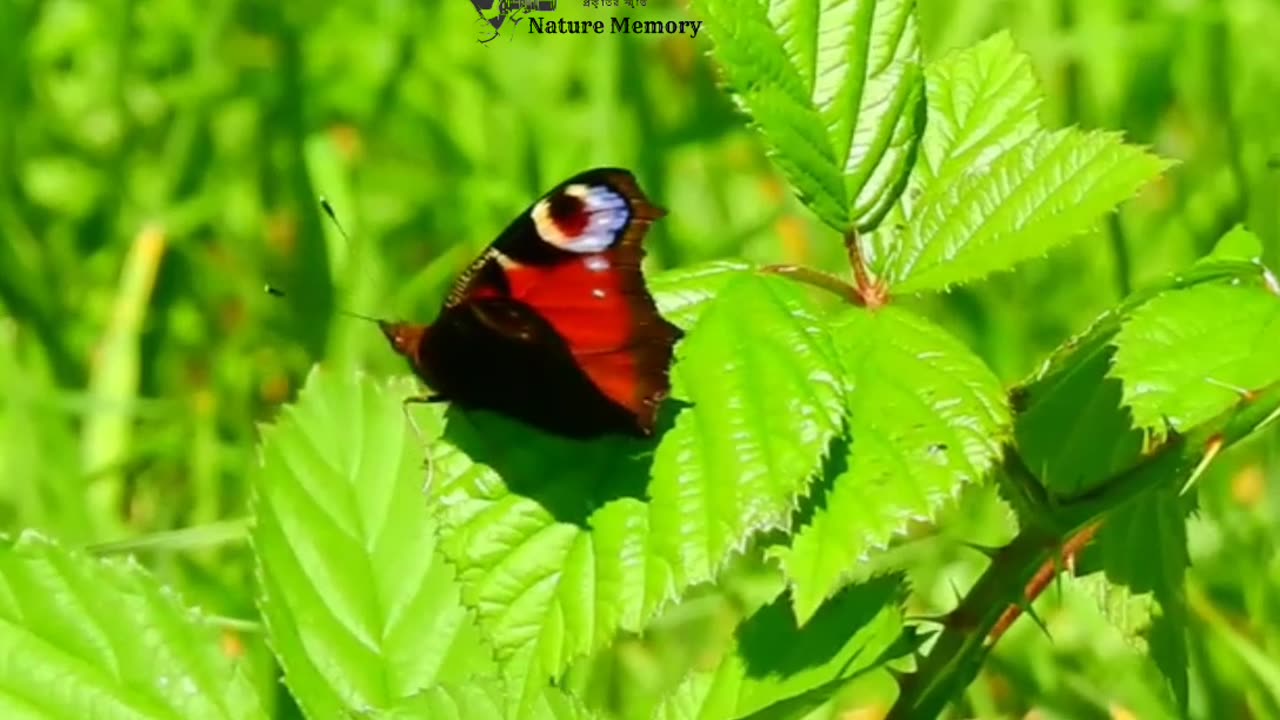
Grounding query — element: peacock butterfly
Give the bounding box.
[380,168,682,439]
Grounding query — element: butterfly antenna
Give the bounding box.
[319,198,352,245]
[318,196,385,301]
[263,284,385,326]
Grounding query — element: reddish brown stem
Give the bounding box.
[760,265,864,306]
[988,521,1103,644]
[844,229,888,309]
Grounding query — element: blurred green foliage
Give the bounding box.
[2,0,1279,717]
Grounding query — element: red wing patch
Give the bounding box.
[502,254,634,402]
[501,252,673,426]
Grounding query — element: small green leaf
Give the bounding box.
[692,0,925,231]
[873,32,1171,292]
[775,307,1009,622]
[653,579,906,720]
[426,273,848,709]
[0,532,265,720]
[1073,573,1157,646]
[1094,488,1190,711]
[252,368,493,718]
[1112,281,1280,432]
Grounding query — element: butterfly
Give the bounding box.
[380,168,682,439]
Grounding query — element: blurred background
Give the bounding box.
[1,0,1279,717]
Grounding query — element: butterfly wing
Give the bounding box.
[438,168,681,435]
[413,295,642,436]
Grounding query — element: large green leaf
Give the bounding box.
[774,307,1010,622]
[653,579,906,720]
[1093,488,1190,711]
[0,533,265,720]
[872,32,1171,292]
[426,273,848,710]
[649,275,848,583]
[692,0,925,232]
[1111,281,1280,432]
[251,369,493,719]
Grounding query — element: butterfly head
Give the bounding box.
[379,321,428,360]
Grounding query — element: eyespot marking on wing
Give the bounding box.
[532,183,629,253]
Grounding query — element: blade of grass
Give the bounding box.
[1188,580,1280,712]
[81,224,167,541]
[86,518,250,556]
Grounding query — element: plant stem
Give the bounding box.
[888,381,1280,719]
[759,264,863,306]
[844,228,888,309]
[988,521,1101,643]
[1107,214,1134,298]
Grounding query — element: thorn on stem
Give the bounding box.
[1204,376,1256,401]
[904,613,949,628]
[959,541,1003,560]
[1017,597,1053,641]
[1263,267,1280,296]
[1180,433,1224,496]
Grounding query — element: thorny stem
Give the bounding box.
[988,521,1102,644]
[887,381,1280,720]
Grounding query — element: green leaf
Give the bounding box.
[381,681,502,720]
[0,532,265,720]
[873,32,1171,292]
[1073,573,1158,646]
[1111,281,1280,432]
[251,368,493,719]
[1094,488,1190,711]
[426,273,848,709]
[692,0,925,232]
[650,274,849,582]
[774,307,1010,622]
[1012,244,1274,498]
[653,579,906,720]
[1208,224,1266,262]
[649,260,753,330]
[1014,332,1142,499]
[382,677,597,720]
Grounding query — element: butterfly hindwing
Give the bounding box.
[411,297,640,436]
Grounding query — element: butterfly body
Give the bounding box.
[382,168,681,438]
